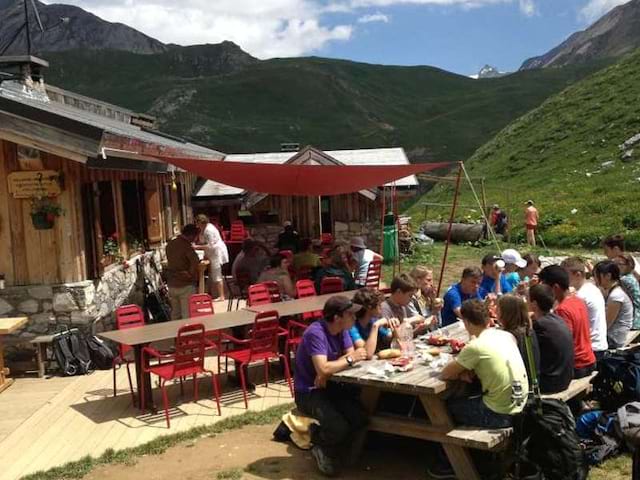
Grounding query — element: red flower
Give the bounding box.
[46,213,55,223]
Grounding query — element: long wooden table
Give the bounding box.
[0,317,28,394]
[332,321,487,480]
[245,290,356,317]
[100,309,256,410]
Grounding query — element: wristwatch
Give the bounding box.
[346,355,354,367]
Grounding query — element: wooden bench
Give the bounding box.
[3,335,54,378]
[443,371,599,452]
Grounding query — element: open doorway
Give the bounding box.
[320,196,332,234]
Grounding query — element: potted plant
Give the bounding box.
[30,195,64,230]
[102,233,123,266]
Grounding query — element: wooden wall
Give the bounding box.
[0,139,197,287]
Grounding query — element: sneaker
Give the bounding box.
[311,445,337,477]
[427,462,457,480]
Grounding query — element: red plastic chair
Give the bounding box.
[295,279,321,320]
[320,233,333,246]
[247,283,272,306]
[229,220,247,242]
[112,304,145,402]
[296,266,313,281]
[320,276,344,295]
[189,293,215,318]
[226,269,251,311]
[142,323,221,427]
[220,311,293,408]
[364,258,383,290]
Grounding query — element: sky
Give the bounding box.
[42,0,633,75]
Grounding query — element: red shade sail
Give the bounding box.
[163,156,452,196]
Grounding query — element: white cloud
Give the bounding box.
[41,0,540,58]
[579,0,632,23]
[518,0,536,16]
[357,12,391,22]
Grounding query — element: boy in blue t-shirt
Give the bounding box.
[442,267,483,326]
[350,288,399,358]
[478,254,514,299]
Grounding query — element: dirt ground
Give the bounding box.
[85,424,434,480]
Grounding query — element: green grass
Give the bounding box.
[43,49,607,162]
[20,403,293,480]
[216,468,244,480]
[409,49,640,249]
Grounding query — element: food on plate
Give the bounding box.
[426,335,448,346]
[390,357,411,367]
[428,347,441,356]
[378,348,402,359]
[448,339,466,354]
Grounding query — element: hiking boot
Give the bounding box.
[426,462,457,480]
[311,445,337,477]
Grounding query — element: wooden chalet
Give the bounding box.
[0,56,223,288]
[193,146,417,241]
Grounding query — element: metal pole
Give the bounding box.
[23,0,32,55]
[318,196,322,236]
[436,162,463,297]
[379,187,386,257]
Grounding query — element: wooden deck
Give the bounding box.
[0,357,292,480]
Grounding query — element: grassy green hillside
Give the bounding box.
[44,49,606,162]
[408,50,640,249]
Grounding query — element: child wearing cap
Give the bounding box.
[502,248,528,291]
[294,295,368,476]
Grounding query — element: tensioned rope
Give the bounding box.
[460,162,503,253]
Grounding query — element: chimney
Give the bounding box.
[0,55,49,94]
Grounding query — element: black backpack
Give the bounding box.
[138,258,172,323]
[592,350,640,412]
[52,327,93,376]
[512,334,588,480]
[86,334,116,370]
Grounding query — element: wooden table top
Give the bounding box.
[0,317,28,335]
[99,309,256,346]
[332,321,469,396]
[245,290,357,317]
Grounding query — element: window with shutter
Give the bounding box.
[144,178,163,244]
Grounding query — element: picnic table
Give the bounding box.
[245,290,356,317]
[99,309,256,410]
[0,317,28,394]
[331,321,491,480]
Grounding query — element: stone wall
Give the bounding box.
[1,251,163,340]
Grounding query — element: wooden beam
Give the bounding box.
[0,140,15,285]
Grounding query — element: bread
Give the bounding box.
[378,348,402,359]
[428,347,441,356]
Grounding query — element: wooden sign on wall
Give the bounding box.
[7,170,62,198]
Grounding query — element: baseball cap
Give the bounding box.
[502,248,527,268]
[323,295,362,319]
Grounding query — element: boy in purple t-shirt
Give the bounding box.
[294,295,368,476]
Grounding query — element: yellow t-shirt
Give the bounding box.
[456,328,528,415]
[293,251,320,270]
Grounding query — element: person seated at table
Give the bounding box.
[294,296,369,476]
[501,248,528,291]
[381,274,428,335]
[165,224,200,320]
[314,248,356,293]
[293,238,320,273]
[528,284,574,394]
[479,253,514,299]
[593,260,633,349]
[496,294,541,389]
[277,220,301,253]
[350,237,382,288]
[407,266,442,330]
[351,288,399,359]
[615,254,640,330]
[539,265,596,379]
[441,266,483,327]
[232,239,271,284]
[442,299,528,427]
[258,253,296,299]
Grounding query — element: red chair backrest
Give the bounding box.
[296,266,313,281]
[115,304,145,357]
[320,276,344,295]
[249,311,281,357]
[320,233,333,246]
[248,283,272,306]
[189,294,214,318]
[296,279,317,298]
[173,323,206,375]
[262,281,282,303]
[230,220,247,242]
[365,258,383,290]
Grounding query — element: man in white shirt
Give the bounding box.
[561,257,608,357]
[350,237,382,287]
[196,214,229,301]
